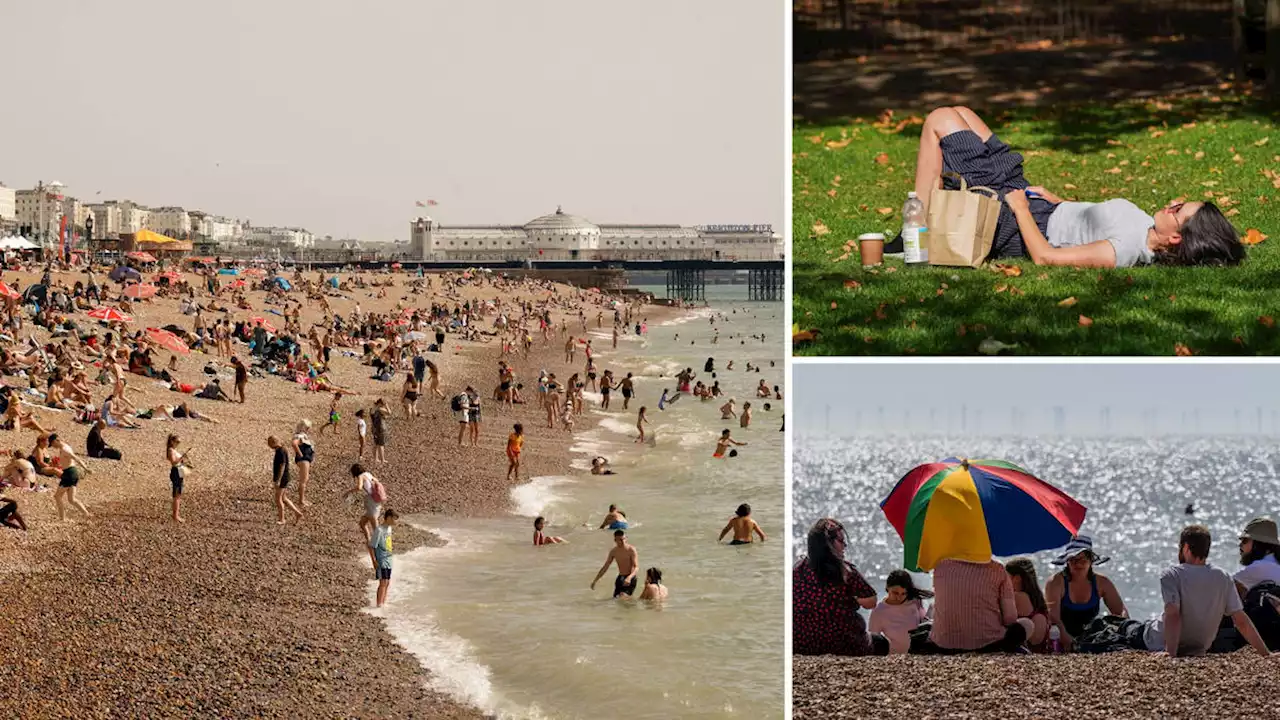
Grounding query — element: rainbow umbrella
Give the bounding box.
[880,457,1086,572]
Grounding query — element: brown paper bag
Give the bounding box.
[927,172,1001,268]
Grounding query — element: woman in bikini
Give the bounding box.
[166,434,192,523]
[909,105,1244,268]
[401,373,420,418]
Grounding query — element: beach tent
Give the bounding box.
[109,266,143,282]
[270,276,293,291]
[328,277,340,288]
[0,236,38,250]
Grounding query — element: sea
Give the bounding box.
[793,434,1280,622]
[372,289,785,720]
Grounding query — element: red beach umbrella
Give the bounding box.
[0,282,20,300]
[249,316,277,333]
[123,283,158,299]
[87,307,132,323]
[146,327,190,355]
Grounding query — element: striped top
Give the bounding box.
[929,559,1017,650]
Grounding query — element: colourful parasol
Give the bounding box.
[243,268,267,277]
[390,262,403,269]
[230,279,248,288]
[0,282,20,300]
[123,283,158,299]
[146,327,190,355]
[87,307,132,323]
[154,271,183,283]
[880,457,1087,572]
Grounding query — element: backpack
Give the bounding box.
[450,394,465,412]
[369,477,387,504]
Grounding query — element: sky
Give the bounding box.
[0,1,784,241]
[794,363,1280,436]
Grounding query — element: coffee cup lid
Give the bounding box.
[858,233,886,241]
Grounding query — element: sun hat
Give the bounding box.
[1051,535,1110,566]
[1239,518,1280,546]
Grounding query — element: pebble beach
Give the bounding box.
[794,653,1280,719]
[0,265,658,718]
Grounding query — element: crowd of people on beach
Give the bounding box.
[794,516,1280,658]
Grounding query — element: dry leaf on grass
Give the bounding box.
[826,139,852,149]
[995,284,1008,293]
[792,329,821,343]
[829,302,838,310]
[812,221,830,236]
[1174,343,1194,356]
[876,207,893,215]
[1058,296,1078,307]
[1243,228,1268,245]
[843,280,861,289]
[1261,315,1276,328]
[874,152,889,165]
[1078,315,1093,327]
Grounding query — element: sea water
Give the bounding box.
[375,294,785,720]
[793,435,1280,621]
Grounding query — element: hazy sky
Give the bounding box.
[795,364,1280,436]
[1,1,784,240]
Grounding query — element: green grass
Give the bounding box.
[793,94,1280,355]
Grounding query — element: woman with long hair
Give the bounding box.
[793,518,887,656]
[1005,557,1051,648]
[908,106,1245,268]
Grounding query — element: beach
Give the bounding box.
[385,294,786,719]
[0,266,666,718]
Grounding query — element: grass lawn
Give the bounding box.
[792,93,1280,355]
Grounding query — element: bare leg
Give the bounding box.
[376,578,389,607]
[172,493,184,523]
[67,486,90,518]
[297,461,311,507]
[915,106,986,214]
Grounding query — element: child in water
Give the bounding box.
[719,503,766,545]
[370,509,399,608]
[868,570,933,654]
[533,516,565,546]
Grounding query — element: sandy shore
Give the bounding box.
[793,653,1280,719]
[0,267,669,718]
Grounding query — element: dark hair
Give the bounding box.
[736,503,751,517]
[885,569,934,601]
[1155,202,1245,266]
[350,463,366,477]
[534,516,544,528]
[806,518,850,585]
[1244,540,1280,564]
[646,567,663,584]
[513,423,522,433]
[383,509,399,522]
[1181,524,1213,560]
[1005,558,1048,614]
[613,529,625,538]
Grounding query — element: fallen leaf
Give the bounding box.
[1169,294,1177,303]
[1010,287,1026,296]
[876,207,893,215]
[1194,151,1205,160]
[812,221,830,236]
[830,302,838,310]
[807,135,823,144]
[843,279,861,289]
[995,284,1008,293]
[1261,315,1276,328]
[1063,183,1077,190]
[1078,315,1093,327]
[1256,137,1271,147]
[1174,343,1193,356]
[1105,167,1123,174]
[1226,208,1240,216]
[792,329,820,343]
[874,152,889,165]
[1058,296,1078,307]
[826,138,852,149]
[875,304,888,320]
[827,189,838,198]
[884,266,898,273]
[1037,273,1049,280]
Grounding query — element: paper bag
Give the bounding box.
[927,172,1001,268]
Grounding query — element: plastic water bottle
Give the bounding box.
[902,192,928,265]
[1049,625,1061,654]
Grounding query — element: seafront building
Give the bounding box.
[0,184,15,226]
[409,207,782,262]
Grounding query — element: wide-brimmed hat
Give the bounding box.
[1240,517,1280,546]
[1051,535,1110,566]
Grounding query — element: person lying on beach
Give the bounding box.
[371,509,398,608]
[4,391,50,434]
[591,529,639,598]
[4,450,36,489]
[533,516,565,546]
[0,495,28,531]
[1044,536,1128,652]
[907,105,1244,268]
[719,503,766,545]
[713,429,746,459]
[1006,558,1050,649]
[1129,525,1274,658]
[590,456,614,476]
[639,567,667,601]
[869,570,933,655]
[599,504,628,530]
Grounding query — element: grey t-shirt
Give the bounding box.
[1046,199,1155,267]
[1143,563,1242,656]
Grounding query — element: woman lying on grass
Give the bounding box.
[911,106,1246,268]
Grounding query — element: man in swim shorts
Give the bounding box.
[591,529,640,598]
[713,429,747,458]
[599,504,628,530]
[719,503,767,545]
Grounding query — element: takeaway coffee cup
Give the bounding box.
[858,233,885,266]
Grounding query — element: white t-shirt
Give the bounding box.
[1046,199,1156,268]
[356,417,367,438]
[1233,555,1280,592]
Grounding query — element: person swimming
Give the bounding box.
[713,429,747,458]
[599,504,628,530]
[719,503,767,545]
[591,457,615,475]
[639,567,668,601]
